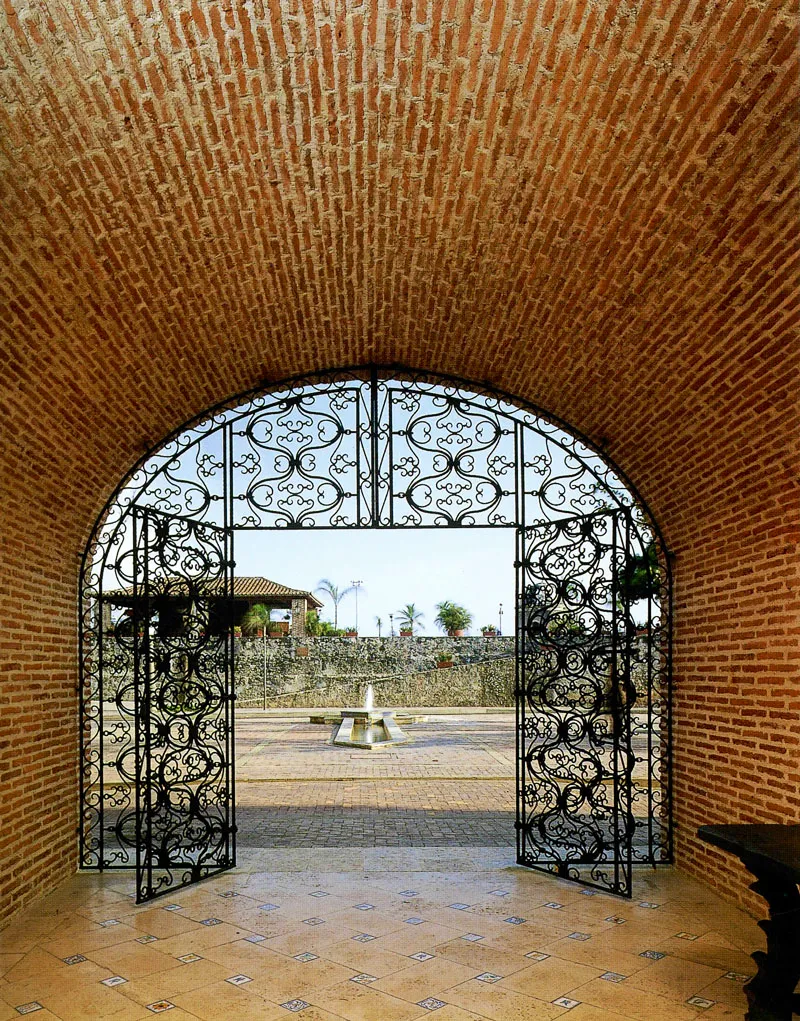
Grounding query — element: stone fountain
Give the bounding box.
[330,684,409,749]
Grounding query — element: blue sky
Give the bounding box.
[233,526,516,635]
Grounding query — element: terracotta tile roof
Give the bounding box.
[231,576,322,606]
[104,576,322,608]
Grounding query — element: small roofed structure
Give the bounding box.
[102,576,322,639]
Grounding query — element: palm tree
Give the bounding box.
[434,600,473,635]
[242,602,271,635]
[315,578,355,629]
[396,603,424,635]
[375,615,383,637]
[241,603,271,709]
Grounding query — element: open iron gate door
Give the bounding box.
[131,507,236,903]
[516,509,637,898]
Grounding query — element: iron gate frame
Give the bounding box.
[131,507,236,902]
[516,508,648,898]
[78,365,673,898]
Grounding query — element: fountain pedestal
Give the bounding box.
[331,708,409,749]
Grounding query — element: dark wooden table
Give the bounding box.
[698,824,800,1021]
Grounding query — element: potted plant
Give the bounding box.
[233,625,242,638]
[434,601,473,637]
[396,603,424,635]
[344,626,358,637]
[480,624,498,636]
[436,651,453,668]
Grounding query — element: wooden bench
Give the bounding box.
[697,824,800,1021]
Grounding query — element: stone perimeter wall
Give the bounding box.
[235,635,515,707]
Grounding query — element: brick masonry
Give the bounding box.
[0,1,798,925]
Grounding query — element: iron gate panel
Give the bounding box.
[516,509,637,897]
[132,508,235,903]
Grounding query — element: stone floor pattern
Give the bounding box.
[0,850,759,1020]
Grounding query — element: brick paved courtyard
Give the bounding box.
[235,713,516,849]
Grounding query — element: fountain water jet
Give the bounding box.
[330,683,408,749]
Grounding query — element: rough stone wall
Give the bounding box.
[0,0,798,927]
[233,636,514,707]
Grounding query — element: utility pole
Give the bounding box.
[498,603,503,636]
[351,580,363,632]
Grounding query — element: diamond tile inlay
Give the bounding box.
[281,1000,310,1012]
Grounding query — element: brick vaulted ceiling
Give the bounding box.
[2,1,798,493]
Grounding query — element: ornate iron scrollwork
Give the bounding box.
[131,508,235,902]
[78,367,671,901]
[517,510,639,897]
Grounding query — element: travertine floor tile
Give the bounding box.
[496,956,602,1001]
[0,862,764,1021]
[371,955,479,1001]
[432,937,532,976]
[568,976,699,1021]
[171,980,290,1020]
[303,979,431,1020]
[624,953,726,1000]
[444,979,563,1020]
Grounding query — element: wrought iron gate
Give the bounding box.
[516,509,640,897]
[131,508,236,902]
[80,369,672,899]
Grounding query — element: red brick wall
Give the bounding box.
[1,0,798,925]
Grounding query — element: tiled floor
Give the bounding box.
[0,848,760,1020]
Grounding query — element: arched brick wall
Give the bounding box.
[1,0,798,925]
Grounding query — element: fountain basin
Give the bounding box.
[331,708,409,749]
